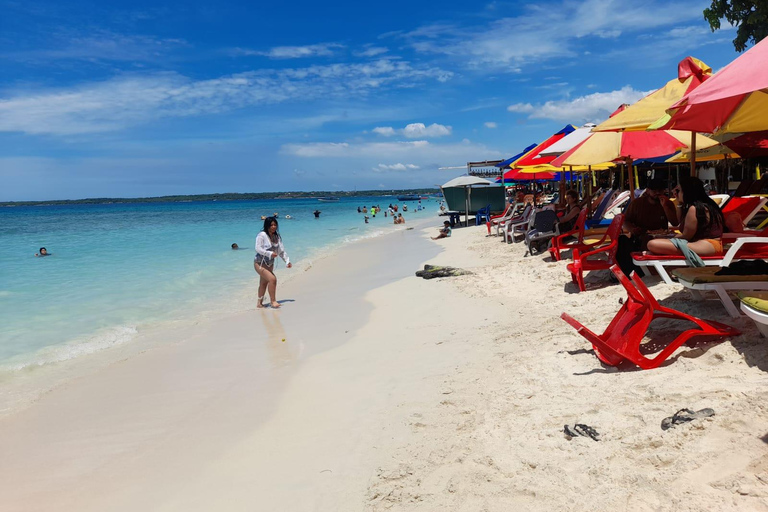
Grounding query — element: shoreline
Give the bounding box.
[0,215,437,417]
[0,216,447,512]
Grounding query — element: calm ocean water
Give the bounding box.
[0,196,438,370]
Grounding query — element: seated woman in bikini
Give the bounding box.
[557,189,581,233]
[646,176,724,257]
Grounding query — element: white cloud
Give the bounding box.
[394,0,706,70]
[372,126,397,136]
[0,59,453,135]
[507,86,651,123]
[5,31,188,64]
[507,103,534,114]
[374,163,421,172]
[281,139,503,182]
[355,46,389,57]
[235,43,345,59]
[484,122,497,129]
[372,122,452,139]
[283,141,428,158]
[403,122,451,138]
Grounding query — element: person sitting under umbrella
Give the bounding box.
[646,176,724,257]
[557,190,581,232]
[615,177,679,277]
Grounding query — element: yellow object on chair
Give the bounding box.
[738,292,768,337]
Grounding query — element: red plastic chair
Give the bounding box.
[566,214,624,292]
[561,265,740,369]
[549,208,588,261]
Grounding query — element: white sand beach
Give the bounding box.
[2,220,768,511]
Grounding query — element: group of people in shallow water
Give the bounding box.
[359,203,408,224]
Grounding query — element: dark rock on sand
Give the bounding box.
[415,264,472,280]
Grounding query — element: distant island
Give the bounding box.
[1,189,440,207]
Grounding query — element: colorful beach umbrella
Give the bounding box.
[724,131,768,158]
[656,38,768,134]
[539,123,598,157]
[591,58,713,176]
[551,130,718,167]
[496,144,538,169]
[503,168,557,181]
[667,131,768,162]
[594,57,712,132]
[665,145,739,163]
[512,125,577,169]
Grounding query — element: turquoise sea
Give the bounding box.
[0,197,438,371]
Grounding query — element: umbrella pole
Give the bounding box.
[627,159,635,197]
[689,131,697,177]
[465,187,470,227]
[559,169,567,207]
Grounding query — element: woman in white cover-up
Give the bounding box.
[254,216,292,308]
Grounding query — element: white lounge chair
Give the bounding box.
[739,292,768,337]
[672,266,768,318]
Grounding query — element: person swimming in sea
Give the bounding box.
[313,210,321,218]
[231,243,239,250]
[35,247,51,257]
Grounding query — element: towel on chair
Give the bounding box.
[670,238,705,267]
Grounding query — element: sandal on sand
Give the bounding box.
[661,408,715,430]
[564,424,601,441]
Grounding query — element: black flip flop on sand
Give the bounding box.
[564,424,601,441]
[661,408,715,430]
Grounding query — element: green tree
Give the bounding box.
[704,0,768,51]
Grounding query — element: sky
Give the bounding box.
[0,0,745,200]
